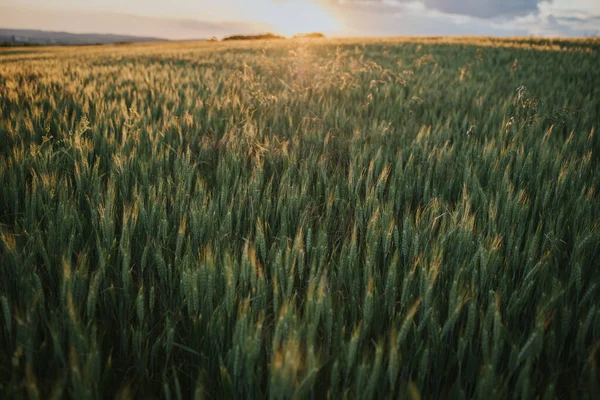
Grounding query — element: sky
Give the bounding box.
[0,0,599,39]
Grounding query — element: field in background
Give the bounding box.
[1,37,599,398]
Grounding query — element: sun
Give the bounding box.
[260,0,340,36]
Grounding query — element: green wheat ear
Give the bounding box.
[1,296,10,342]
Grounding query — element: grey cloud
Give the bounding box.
[553,16,587,24]
[541,14,580,36]
[554,15,600,24]
[423,0,540,19]
[330,3,529,36]
[506,12,600,37]
[550,15,600,36]
[330,0,543,19]
[325,0,599,37]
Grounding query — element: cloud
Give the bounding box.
[422,0,540,19]
[177,19,268,36]
[508,13,600,36]
[1,1,598,39]
[330,0,543,19]
[0,6,271,39]
[324,0,600,36]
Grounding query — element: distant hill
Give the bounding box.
[0,28,167,46]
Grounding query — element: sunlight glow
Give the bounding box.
[258,0,340,36]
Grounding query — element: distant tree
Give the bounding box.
[222,33,285,41]
[292,32,325,39]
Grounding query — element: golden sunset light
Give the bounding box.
[254,0,341,36]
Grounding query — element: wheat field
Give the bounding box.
[1,37,599,398]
